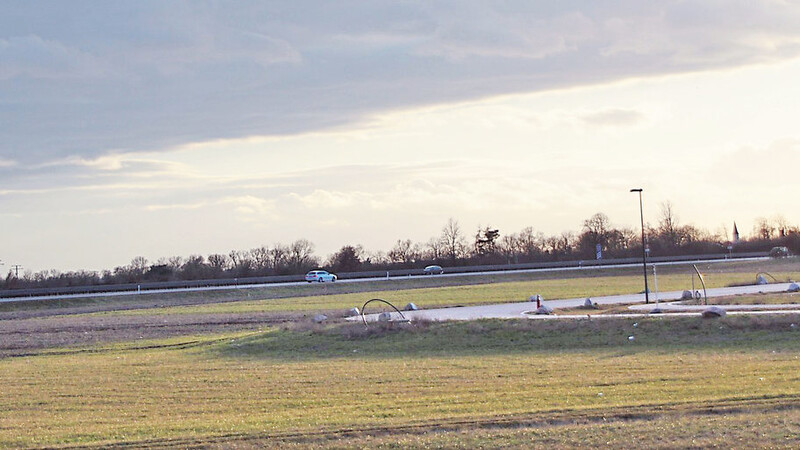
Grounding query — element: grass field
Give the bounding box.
[1,258,799,448]
[2,316,800,448]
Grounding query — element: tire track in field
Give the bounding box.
[53,394,800,449]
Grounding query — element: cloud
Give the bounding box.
[0,35,105,80]
[3,2,800,165]
[222,195,277,220]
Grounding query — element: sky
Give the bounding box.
[2,1,800,273]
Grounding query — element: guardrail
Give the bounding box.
[0,252,768,299]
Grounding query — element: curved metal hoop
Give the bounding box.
[756,272,778,283]
[360,298,408,327]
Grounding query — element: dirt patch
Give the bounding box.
[0,312,308,357]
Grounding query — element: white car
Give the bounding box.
[305,270,337,283]
[423,265,444,275]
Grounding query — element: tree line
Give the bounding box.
[3,204,798,290]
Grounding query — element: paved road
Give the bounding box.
[360,282,798,322]
[0,257,767,304]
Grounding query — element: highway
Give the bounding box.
[0,256,768,304]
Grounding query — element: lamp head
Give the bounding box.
[630,188,643,192]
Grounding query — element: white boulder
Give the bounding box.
[313,314,328,323]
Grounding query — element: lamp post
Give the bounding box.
[630,188,649,304]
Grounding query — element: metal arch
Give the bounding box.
[692,264,708,306]
[360,298,408,327]
[756,272,778,283]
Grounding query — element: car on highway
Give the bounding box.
[769,246,791,258]
[305,270,337,283]
[423,265,444,275]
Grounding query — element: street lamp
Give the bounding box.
[630,188,649,304]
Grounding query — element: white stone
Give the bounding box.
[313,314,328,323]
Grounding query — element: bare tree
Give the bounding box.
[365,250,389,266]
[517,227,544,261]
[773,214,790,237]
[269,243,289,274]
[579,212,614,257]
[287,239,317,270]
[388,239,420,267]
[441,218,468,263]
[658,201,681,248]
[167,256,185,270]
[228,249,253,276]
[754,217,775,240]
[425,237,444,261]
[129,256,149,275]
[498,233,519,264]
[207,253,229,274]
[249,246,271,272]
[582,213,611,242]
[543,234,560,258]
[558,231,575,255]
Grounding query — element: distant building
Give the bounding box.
[732,222,740,243]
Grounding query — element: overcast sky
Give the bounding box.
[2,1,800,273]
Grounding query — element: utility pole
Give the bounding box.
[630,188,650,304]
[11,265,23,277]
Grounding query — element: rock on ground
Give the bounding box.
[701,306,726,318]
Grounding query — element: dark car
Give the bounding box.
[423,265,444,275]
[769,246,791,258]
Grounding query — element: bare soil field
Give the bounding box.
[0,312,300,358]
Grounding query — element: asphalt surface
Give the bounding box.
[0,257,768,304]
[360,282,798,322]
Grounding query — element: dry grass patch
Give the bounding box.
[2,316,800,447]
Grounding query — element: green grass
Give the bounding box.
[701,291,800,305]
[2,316,800,448]
[85,270,799,318]
[4,259,797,316]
